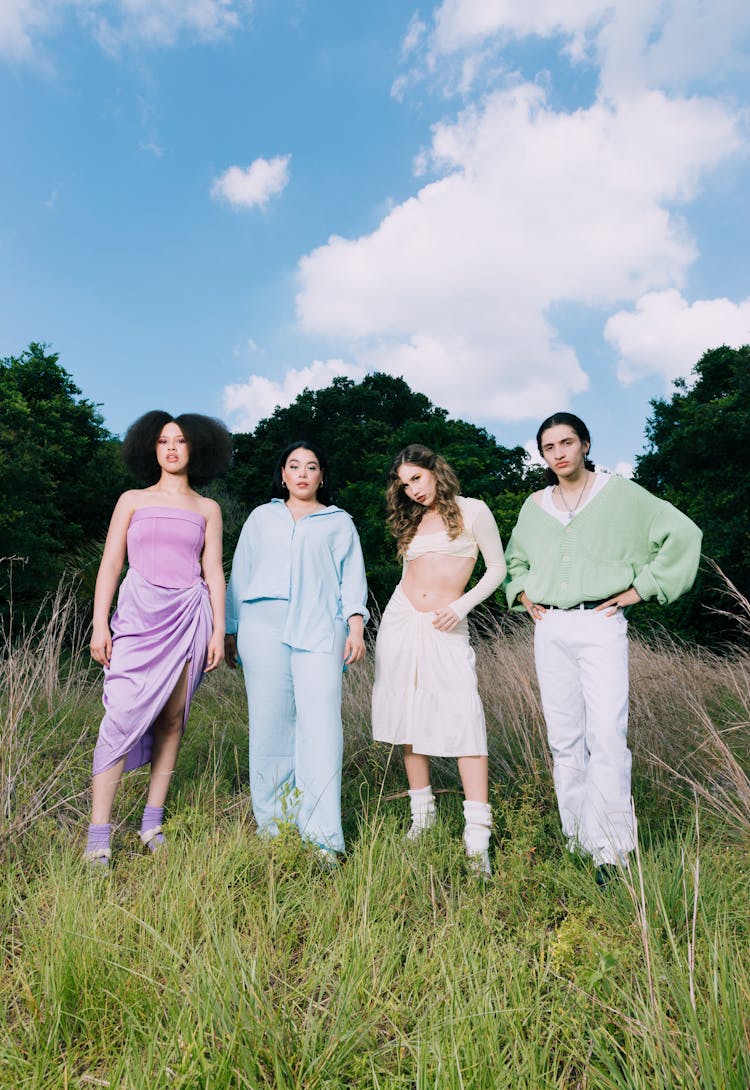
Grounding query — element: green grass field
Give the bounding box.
[1,590,749,1089]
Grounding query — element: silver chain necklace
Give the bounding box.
[556,471,590,521]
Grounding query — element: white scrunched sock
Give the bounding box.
[406,785,436,840]
[463,800,492,876]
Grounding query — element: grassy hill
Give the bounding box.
[1,587,749,1089]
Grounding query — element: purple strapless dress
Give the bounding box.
[92,507,213,775]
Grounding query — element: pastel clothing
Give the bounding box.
[534,607,633,864]
[371,586,487,756]
[237,599,347,850]
[402,496,507,621]
[226,500,369,851]
[504,475,702,611]
[92,507,212,776]
[226,499,369,646]
[372,496,505,757]
[504,475,701,865]
[540,470,609,525]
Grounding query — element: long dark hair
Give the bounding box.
[386,444,463,556]
[122,410,232,487]
[271,440,332,505]
[536,412,595,485]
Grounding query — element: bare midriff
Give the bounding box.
[401,553,475,612]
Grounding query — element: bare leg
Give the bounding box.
[146,662,190,808]
[91,756,127,825]
[457,755,488,803]
[403,744,431,789]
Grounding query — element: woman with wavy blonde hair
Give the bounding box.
[372,444,506,875]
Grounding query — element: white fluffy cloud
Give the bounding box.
[0,0,53,60]
[222,359,365,432]
[211,156,291,211]
[90,0,251,51]
[0,0,251,58]
[605,290,750,386]
[296,81,739,423]
[428,0,750,98]
[430,0,606,59]
[290,0,749,428]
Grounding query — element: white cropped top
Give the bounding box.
[403,496,506,621]
[405,524,479,562]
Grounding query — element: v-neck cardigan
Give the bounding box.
[504,476,701,611]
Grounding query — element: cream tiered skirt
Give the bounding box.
[371,585,487,757]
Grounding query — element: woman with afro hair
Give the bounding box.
[85,410,232,867]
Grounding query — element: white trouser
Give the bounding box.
[534,607,634,865]
[236,599,346,853]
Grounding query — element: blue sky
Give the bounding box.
[2,0,750,474]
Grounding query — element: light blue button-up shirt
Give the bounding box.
[226,499,369,653]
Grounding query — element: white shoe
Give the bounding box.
[139,825,165,852]
[84,847,111,870]
[315,846,340,871]
[466,848,491,878]
[405,813,436,842]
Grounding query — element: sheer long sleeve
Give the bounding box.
[449,500,506,621]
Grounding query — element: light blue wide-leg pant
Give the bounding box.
[237,599,347,852]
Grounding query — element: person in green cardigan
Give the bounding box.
[504,412,701,883]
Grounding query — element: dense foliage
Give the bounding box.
[5,341,749,644]
[634,345,750,642]
[0,344,129,617]
[223,372,536,610]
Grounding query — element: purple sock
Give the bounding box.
[86,823,111,855]
[141,805,165,850]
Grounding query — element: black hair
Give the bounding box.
[271,440,332,505]
[122,410,232,487]
[536,412,596,485]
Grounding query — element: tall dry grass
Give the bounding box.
[1,574,749,1088]
[0,567,94,852]
[342,601,750,839]
[2,567,749,857]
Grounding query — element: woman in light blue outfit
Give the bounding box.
[225,441,368,859]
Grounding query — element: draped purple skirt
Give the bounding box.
[92,568,213,775]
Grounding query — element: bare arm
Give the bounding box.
[201,500,226,672]
[90,493,136,667]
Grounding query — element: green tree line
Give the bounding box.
[221,371,535,612]
[2,342,748,642]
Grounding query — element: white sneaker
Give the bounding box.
[405,812,436,841]
[466,848,491,878]
[315,846,340,871]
